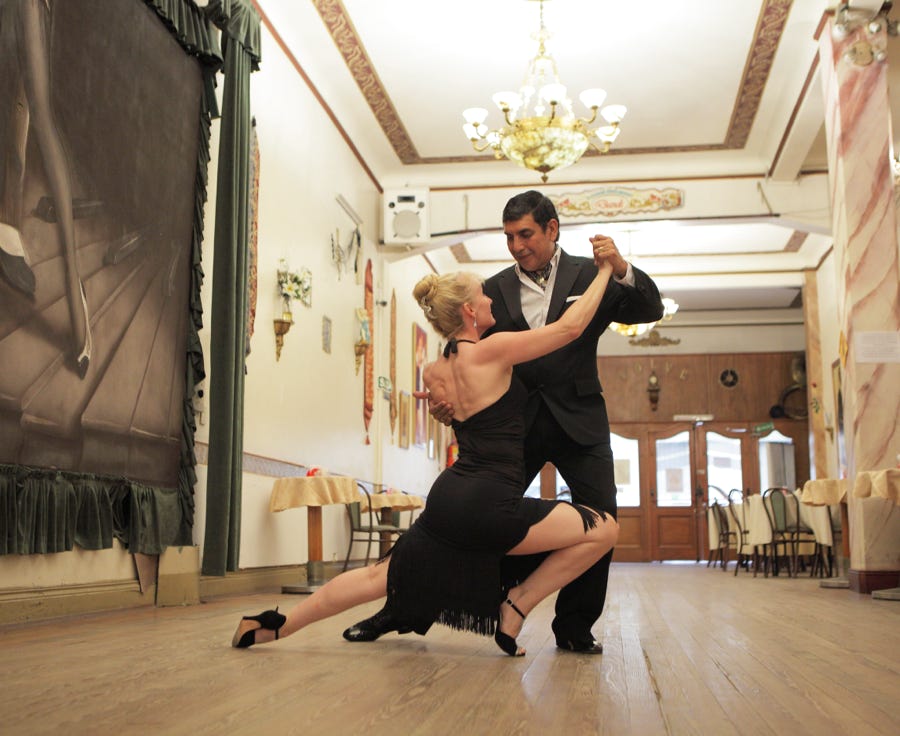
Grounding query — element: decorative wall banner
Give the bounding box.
[389,289,397,439]
[363,259,374,444]
[552,187,684,218]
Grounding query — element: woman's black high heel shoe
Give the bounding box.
[232,608,287,649]
[495,598,526,657]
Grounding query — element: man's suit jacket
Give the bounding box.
[482,249,663,446]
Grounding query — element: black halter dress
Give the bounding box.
[383,339,599,636]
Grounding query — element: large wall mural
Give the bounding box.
[0,0,202,488]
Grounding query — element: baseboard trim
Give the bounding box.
[0,561,358,626]
[0,579,152,626]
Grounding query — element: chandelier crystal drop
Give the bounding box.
[462,0,626,182]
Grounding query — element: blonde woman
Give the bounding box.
[232,254,619,657]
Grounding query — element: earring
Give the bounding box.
[473,316,478,330]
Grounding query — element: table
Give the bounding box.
[361,491,424,555]
[852,469,900,600]
[269,475,358,593]
[801,477,852,587]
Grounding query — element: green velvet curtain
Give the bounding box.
[201,0,261,576]
[0,0,221,558]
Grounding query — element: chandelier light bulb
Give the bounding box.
[579,88,607,110]
[540,83,567,105]
[601,104,627,124]
[492,91,521,112]
[462,107,489,125]
[597,125,621,143]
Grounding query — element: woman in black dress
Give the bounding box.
[232,257,619,656]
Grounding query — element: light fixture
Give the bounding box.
[462,0,626,182]
[609,296,678,337]
[831,1,897,65]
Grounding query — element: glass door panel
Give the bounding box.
[706,431,743,499]
[611,433,641,508]
[758,430,796,490]
[655,431,691,507]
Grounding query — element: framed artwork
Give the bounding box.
[321,316,332,354]
[413,323,427,447]
[831,359,847,477]
[399,391,410,449]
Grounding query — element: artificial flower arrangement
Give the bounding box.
[277,259,312,310]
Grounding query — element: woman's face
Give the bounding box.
[469,280,495,335]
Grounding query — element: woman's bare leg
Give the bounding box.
[234,561,389,645]
[19,0,91,372]
[499,505,619,645]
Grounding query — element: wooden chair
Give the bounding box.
[761,487,795,577]
[726,489,757,576]
[709,501,734,571]
[342,483,405,571]
[784,490,821,576]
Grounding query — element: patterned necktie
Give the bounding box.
[523,262,553,290]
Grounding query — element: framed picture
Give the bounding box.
[412,323,427,447]
[321,316,332,354]
[399,391,410,449]
[831,359,847,477]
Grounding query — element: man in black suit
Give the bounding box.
[343,190,664,653]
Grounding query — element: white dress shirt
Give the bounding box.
[515,250,635,329]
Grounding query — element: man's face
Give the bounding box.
[503,214,559,272]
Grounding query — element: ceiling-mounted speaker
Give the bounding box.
[383,188,430,244]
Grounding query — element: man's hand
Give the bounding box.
[413,390,454,426]
[590,235,628,279]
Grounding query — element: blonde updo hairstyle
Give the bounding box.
[412,272,480,338]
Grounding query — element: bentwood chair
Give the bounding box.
[784,490,822,576]
[709,501,734,571]
[762,487,795,576]
[726,489,757,576]
[342,483,405,571]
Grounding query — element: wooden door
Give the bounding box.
[609,427,650,562]
[648,423,699,560]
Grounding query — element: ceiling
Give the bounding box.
[252,0,900,316]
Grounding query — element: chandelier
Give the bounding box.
[461,0,626,182]
[610,297,679,337]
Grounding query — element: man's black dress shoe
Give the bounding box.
[556,639,603,655]
[342,607,412,642]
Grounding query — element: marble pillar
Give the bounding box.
[819,17,900,592]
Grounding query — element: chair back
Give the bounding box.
[763,487,789,532]
[347,501,363,530]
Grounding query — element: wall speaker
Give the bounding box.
[383,188,430,244]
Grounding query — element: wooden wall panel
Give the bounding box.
[599,352,801,424]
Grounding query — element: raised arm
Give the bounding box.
[478,259,615,368]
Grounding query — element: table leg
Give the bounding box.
[820,502,850,589]
[283,506,326,594]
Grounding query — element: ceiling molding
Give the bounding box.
[314,0,794,164]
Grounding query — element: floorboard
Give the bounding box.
[1,563,898,736]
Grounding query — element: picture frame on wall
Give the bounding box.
[831,359,847,477]
[412,323,427,447]
[399,391,410,449]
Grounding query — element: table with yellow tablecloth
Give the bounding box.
[269,475,359,593]
[852,469,900,600]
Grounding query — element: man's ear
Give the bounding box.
[547,218,560,241]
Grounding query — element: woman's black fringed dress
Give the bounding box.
[384,370,599,637]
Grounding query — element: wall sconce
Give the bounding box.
[648,370,660,411]
[274,313,292,361]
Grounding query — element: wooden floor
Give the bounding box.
[1,563,898,736]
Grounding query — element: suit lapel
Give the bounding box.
[496,268,530,330]
[546,251,582,324]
